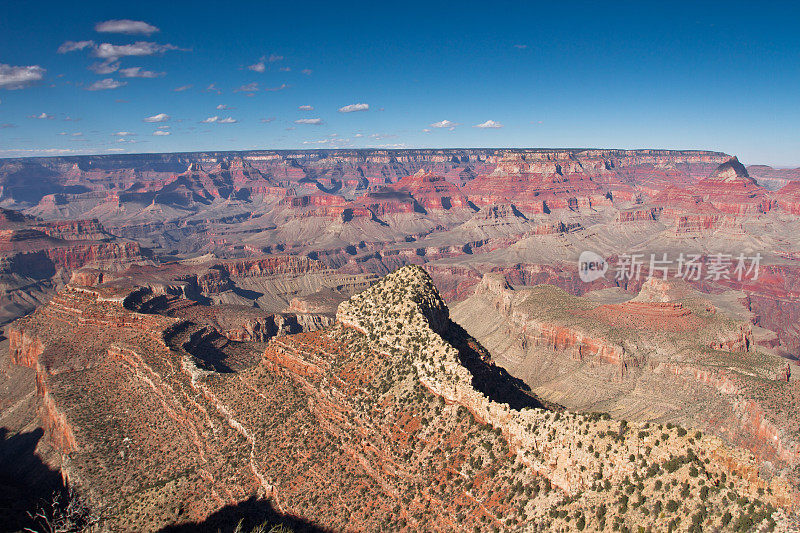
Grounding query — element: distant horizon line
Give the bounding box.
[0,146,733,158]
[2,147,796,169]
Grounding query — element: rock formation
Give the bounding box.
[1,266,796,531]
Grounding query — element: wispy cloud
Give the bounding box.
[87,78,127,91]
[474,120,503,129]
[0,148,84,155]
[513,44,528,49]
[301,69,313,76]
[29,112,55,120]
[143,113,170,123]
[95,19,159,35]
[119,67,165,78]
[0,63,46,90]
[235,82,259,93]
[430,119,458,129]
[294,118,324,125]
[216,104,233,110]
[113,131,135,136]
[268,54,283,62]
[370,133,397,140]
[302,137,352,146]
[264,84,289,92]
[205,84,221,94]
[153,130,171,136]
[88,60,120,74]
[201,116,238,124]
[94,42,181,61]
[173,84,193,92]
[57,40,95,53]
[298,105,314,110]
[260,117,275,123]
[338,103,369,113]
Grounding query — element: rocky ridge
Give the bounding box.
[2,266,796,531]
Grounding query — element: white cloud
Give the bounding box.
[268,54,283,62]
[279,66,291,72]
[205,83,221,94]
[113,131,135,136]
[216,104,233,110]
[0,148,83,155]
[370,133,397,140]
[264,84,289,92]
[202,116,238,124]
[29,112,54,120]
[173,84,193,92]
[422,128,431,133]
[301,69,313,75]
[235,82,259,93]
[153,130,171,136]
[0,64,46,89]
[338,103,369,113]
[299,105,314,110]
[157,125,170,129]
[248,61,266,73]
[143,113,170,123]
[430,119,458,129]
[294,118,324,125]
[95,19,159,35]
[87,78,126,91]
[260,117,275,123]
[119,67,164,78]
[88,60,120,74]
[302,137,352,146]
[94,42,180,60]
[474,120,503,129]
[57,40,95,53]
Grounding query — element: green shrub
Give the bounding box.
[666,500,679,513]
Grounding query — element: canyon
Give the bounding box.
[1,148,800,531]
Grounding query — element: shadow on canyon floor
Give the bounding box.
[443,322,563,412]
[0,427,68,533]
[157,496,329,533]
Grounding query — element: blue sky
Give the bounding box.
[1,0,798,165]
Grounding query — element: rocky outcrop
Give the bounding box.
[2,266,796,531]
[453,274,800,486]
[334,266,796,513]
[774,181,800,215]
[221,313,333,342]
